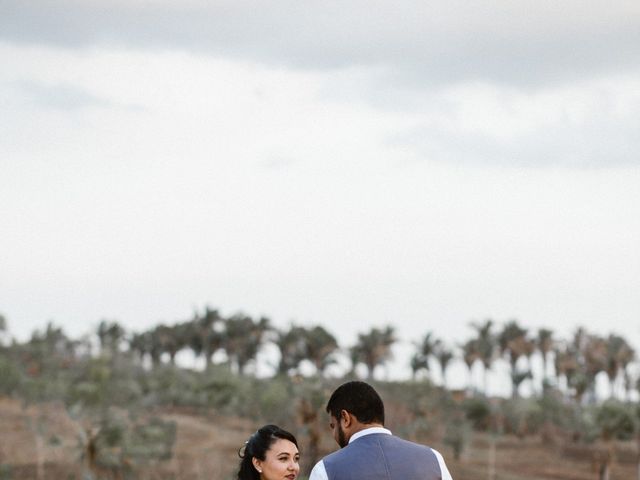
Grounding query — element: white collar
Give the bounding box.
[349,426,392,444]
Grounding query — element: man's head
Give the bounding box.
[325,381,385,447]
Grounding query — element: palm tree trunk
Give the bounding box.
[600,440,613,480]
[366,360,375,379]
[483,368,489,395]
[488,435,496,480]
[610,378,616,399]
[34,426,44,480]
[636,433,640,480]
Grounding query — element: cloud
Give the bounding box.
[2,3,639,169]
[1,1,639,88]
[390,120,640,168]
[384,76,640,167]
[11,81,114,110]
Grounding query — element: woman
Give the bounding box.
[238,424,300,480]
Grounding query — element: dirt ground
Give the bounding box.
[0,397,637,480]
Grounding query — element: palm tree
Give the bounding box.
[470,319,496,394]
[498,320,531,398]
[224,314,271,375]
[554,341,579,397]
[42,322,74,356]
[96,320,125,358]
[304,325,339,376]
[554,329,605,404]
[410,354,428,380]
[570,371,591,404]
[273,325,308,376]
[152,323,188,365]
[350,326,396,379]
[433,340,454,389]
[411,332,438,381]
[147,329,163,367]
[536,328,554,390]
[605,334,635,399]
[618,343,635,401]
[461,339,480,392]
[522,336,536,392]
[25,322,75,376]
[348,344,361,378]
[558,329,607,404]
[129,331,154,366]
[511,370,533,398]
[583,333,608,403]
[189,308,224,369]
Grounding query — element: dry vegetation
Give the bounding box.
[1,395,637,480]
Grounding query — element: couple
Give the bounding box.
[238,381,453,480]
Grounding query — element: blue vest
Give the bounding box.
[323,433,443,480]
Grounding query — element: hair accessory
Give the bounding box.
[237,443,247,458]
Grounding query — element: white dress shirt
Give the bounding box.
[308,427,453,480]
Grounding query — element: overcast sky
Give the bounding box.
[1,1,639,391]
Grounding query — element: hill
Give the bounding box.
[1,396,637,480]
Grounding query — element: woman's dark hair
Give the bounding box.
[326,381,385,425]
[237,424,298,480]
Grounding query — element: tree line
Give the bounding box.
[1,309,636,405]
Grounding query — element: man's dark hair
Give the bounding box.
[326,381,385,425]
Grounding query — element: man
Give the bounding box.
[309,381,453,480]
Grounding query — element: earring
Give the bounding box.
[258,469,262,473]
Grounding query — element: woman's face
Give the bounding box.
[253,438,300,480]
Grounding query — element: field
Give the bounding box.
[0,396,637,480]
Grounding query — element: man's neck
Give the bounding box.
[352,422,384,434]
[347,424,389,444]
[347,422,384,439]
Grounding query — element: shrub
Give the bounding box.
[501,398,543,437]
[595,400,635,441]
[462,396,492,431]
[0,355,21,395]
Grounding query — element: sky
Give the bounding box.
[1,1,640,393]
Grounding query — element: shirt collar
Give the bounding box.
[349,426,392,444]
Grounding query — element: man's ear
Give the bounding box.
[340,409,353,428]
